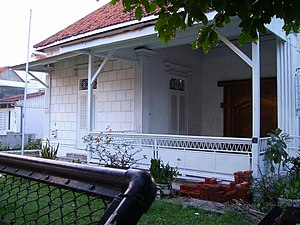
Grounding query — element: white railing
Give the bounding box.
[88,132,253,181]
[287,136,300,156]
[258,136,300,176]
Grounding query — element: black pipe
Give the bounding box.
[0,152,157,225]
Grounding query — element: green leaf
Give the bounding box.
[149,1,157,12]
[111,0,118,5]
[135,6,143,20]
[237,32,248,45]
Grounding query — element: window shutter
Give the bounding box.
[0,109,7,133]
[79,94,95,130]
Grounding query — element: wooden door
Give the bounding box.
[218,78,277,138]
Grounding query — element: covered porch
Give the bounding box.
[13,16,299,180]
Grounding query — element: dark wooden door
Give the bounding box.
[218,78,277,138]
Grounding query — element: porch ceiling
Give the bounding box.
[13,16,245,72]
[62,16,244,57]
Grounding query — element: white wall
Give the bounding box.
[200,37,276,136]
[146,45,203,135]
[48,55,136,155]
[25,95,45,138]
[94,60,136,131]
[144,37,276,137]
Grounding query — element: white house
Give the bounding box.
[13,2,300,180]
[0,90,45,138]
[0,68,46,143]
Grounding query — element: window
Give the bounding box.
[79,79,97,90]
[169,78,185,91]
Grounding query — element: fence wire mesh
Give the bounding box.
[0,153,156,225]
[0,174,110,225]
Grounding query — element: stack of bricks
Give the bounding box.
[178,170,253,203]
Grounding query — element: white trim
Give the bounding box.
[217,31,253,67]
[36,15,158,51]
[165,61,192,77]
[41,10,218,55]
[265,17,286,41]
[1,80,24,88]
[91,49,115,83]
[60,26,158,54]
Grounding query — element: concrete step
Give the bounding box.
[58,153,87,163]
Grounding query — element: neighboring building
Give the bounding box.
[0,90,45,137]
[0,67,46,145]
[13,2,300,179]
[0,67,24,99]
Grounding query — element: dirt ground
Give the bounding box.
[166,197,225,214]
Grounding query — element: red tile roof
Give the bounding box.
[0,90,45,104]
[34,2,150,49]
[0,67,8,73]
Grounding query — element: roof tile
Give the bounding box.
[34,2,138,48]
[0,90,45,103]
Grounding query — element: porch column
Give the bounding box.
[276,38,298,136]
[87,52,94,162]
[135,48,156,133]
[252,38,260,178]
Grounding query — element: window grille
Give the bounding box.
[169,78,185,91]
[79,79,97,90]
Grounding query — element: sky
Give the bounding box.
[0,0,110,67]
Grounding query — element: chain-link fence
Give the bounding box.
[0,153,156,225]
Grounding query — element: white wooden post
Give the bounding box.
[251,37,261,178]
[87,52,94,163]
[135,48,155,133]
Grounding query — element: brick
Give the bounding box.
[122,79,131,90]
[108,71,117,81]
[117,70,127,80]
[113,60,122,71]
[112,80,122,90]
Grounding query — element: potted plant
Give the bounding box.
[150,158,179,198]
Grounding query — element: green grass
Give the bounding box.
[0,175,251,224]
[139,200,252,225]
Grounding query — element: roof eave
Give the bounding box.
[35,14,158,51]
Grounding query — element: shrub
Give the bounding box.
[150,158,179,184]
[83,129,146,168]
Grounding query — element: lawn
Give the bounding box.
[139,199,251,225]
[0,174,251,224]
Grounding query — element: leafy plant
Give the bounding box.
[150,159,179,184]
[251,130,300,211]
[24,138,42,150]
[40,139,59,160]
[0,142,11,151]
[83,128,146,168]
[266,128,289,175]
[276,173,300,199]
[289,154,300,174]
[115,0,300,53]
